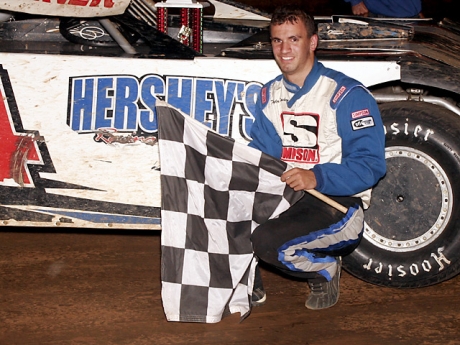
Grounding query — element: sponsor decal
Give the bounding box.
[332,86,346,104]
[261,86,267,104]
[351,116,375,130]
[38,0,115,7]
[351,108,370,119]
[281,112,319,163]
[94,128,157,145]
[0,68,43,187]
[0,67,162,227]
[282,147,319,163]
[0,0,128,17]
[68,74,261,142]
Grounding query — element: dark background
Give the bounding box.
[236,0,458,20]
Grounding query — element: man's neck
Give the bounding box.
[284,59,315,88]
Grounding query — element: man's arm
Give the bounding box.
[248,87,283,159]
[343,0,369,16]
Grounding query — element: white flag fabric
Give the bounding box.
[157,101,303,323]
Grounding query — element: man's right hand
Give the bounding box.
[351,1,369,16]
[281,168,317,192]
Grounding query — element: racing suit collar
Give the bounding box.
[282,58,322,93]
[284,58,323,107]
[282,77,301,93]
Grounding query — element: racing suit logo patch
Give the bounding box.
[351,108,370,119]
[332,86,346,104]
[351,116,375,130]
[261,86,267,104]
[281,112,319,164]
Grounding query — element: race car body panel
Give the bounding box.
[0,5,459,231]
[0,51,399,229]
[2,0,460,289]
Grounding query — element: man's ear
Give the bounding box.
[310,34,318,51]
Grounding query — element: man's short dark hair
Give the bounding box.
[270,6,317,37]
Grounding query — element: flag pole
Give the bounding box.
[305,189,348,214]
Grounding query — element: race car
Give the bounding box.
[1,0,460,289]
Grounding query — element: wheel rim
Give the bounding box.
[363,146,453,253]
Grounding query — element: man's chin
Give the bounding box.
[279,66,294,74]
[276,59,293,69]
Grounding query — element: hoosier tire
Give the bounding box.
[343,101,460,288]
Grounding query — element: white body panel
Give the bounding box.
[0,52,400,229]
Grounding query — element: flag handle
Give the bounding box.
[305,189,348,214]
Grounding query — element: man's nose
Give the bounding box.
[280,41,291,52]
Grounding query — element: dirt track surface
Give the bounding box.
[1,230,460,345]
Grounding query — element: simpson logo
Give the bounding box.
[282,147,319,163]
[281,112,319,163]
[351,108,370,119]
[351,116,375,130]
[332,86,346,104]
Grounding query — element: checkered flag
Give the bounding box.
[157,101,303,323]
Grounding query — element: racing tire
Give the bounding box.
[59,18,139,47]
[343,101,460,288]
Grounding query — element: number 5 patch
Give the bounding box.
[351,116,375,130]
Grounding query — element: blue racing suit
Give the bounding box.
[249,58,386,281]
[344,0,422,18]
[249,58,386,207]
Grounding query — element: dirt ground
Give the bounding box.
[1,3,460,345]
[1,229,460,345]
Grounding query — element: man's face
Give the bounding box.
[270,19,317,87]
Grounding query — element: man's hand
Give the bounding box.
[281,168,317,191]
[351,1,369,16]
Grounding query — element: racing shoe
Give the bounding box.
[252,286,266,306]
[305,257,342,310]
[251,265,266,306]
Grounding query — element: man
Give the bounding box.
[248,6,386,310]
[344,0,422,18]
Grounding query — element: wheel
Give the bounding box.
[343,101,460,288]
[59,18,139,47]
